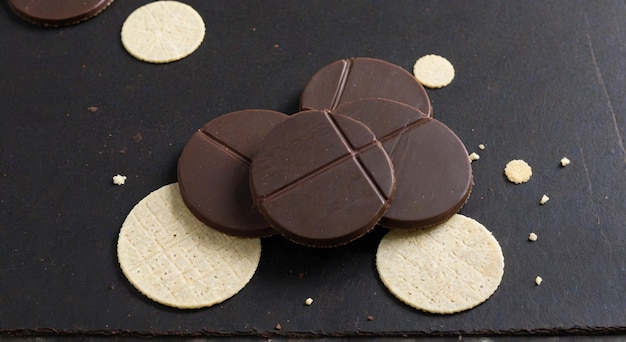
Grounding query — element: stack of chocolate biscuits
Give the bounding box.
[177,57,473,247]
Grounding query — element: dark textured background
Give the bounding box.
[1,0,625,338]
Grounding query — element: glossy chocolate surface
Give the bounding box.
[250,110,395,247]
[334,99,472,229]
[300,57,432,117]
[177,109,288,237]
[7,0,113,26]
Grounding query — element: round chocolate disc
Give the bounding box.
[250,110,396,247]
[177,109,288,237]
[300,57,432,117]
[7,0,114,26]
[334,99,472,229]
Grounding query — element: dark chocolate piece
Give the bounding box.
[300,57,432,117]
[334,99,472,229]
[7,0,114,27]
[250,110,396,247]
[177,109,288,237]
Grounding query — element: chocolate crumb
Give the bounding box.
[132,132,143,142]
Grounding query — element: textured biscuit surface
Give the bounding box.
[117,183,261,309]
[413,54,455,88]
[504,159,533,184]
[121,1,205,63]
[376,214,504,314]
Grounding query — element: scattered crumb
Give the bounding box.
[535,276,543,286]
[469,152,480,162]
[132,132,143,142]
[560,157,571,167]
[528,232,538,241]
[367,315,374,321]
[274,323,282,330]
[479,144,485,150]
[504,159,532,184]
[540,195,550,205]
[87,106,99,112]
[304,297,313,306]
[113,174,127,185]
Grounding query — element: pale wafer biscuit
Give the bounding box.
[117,183,261,309]
[376,214,504,314]
[121,1,205,63]
[504,159,532,184]
[413,54,455,88]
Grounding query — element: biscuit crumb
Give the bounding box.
[479,144,485,150]
[132,132,143,142]
[560,157,571,167]
[528,232,538,241]
[112,174,127,185]
[469,152,480,162]
[535,276,543,286]
[304,297,313,306]
[540,195,550,205]
[274,323,282,330]
[367,315,374,321]
[504,159,532,184]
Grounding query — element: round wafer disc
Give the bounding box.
[121,1,205,63]
[413,54,455,88]
[376,214,504,314]
[117,183,261,309]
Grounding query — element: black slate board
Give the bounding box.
[1,0,625,338]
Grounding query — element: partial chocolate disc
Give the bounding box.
[7,0,114,26]
[301,57,432,117]
[334,99,472,229]
[250,110,396,247]
[178,109,288,237]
